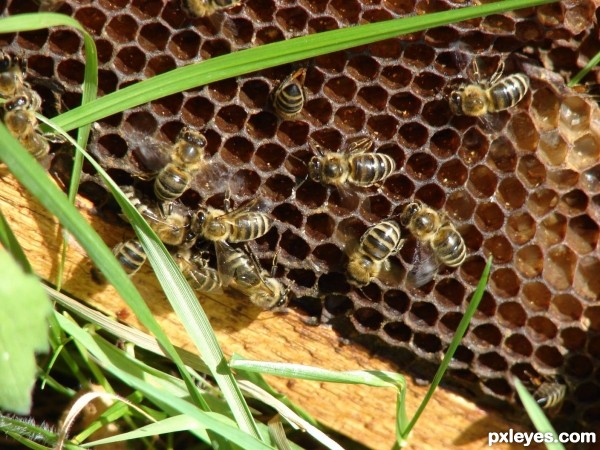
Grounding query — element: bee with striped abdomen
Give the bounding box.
[449,61,529,117]
[185,0,241,17]
[174,249,221,293]
[154,127,207,203]
[534,379,567,411]
[3,92,49,160]
[112,239,147,277]
[400,201,466,287]
[272,68,307,120]
[215,241,288,309]
[347,219,405,287]
[308,137,396,188]
[0,51,26,98]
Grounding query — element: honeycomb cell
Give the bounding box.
[548,169,579,191]
[422,100,452,127]
[324,76,358,103]
[287,269,317,289]
[263,174,294,201]
[115,46,146,74]
[182,96,214,128]
[530,87,560,132]
[399,123,429,149]
[430,129,460,159]
[574,256,600,301]
[334,106,365,133]
[496,177,526,210]
[505,212,535,245]
[278,121,309,147]
[383,322,412,342]
[295,180,327,208]
[473,323,503,348]
[534,345,563,368]
[380,65,413,89]
[498,301,527,328]
[436,159,467,188]
[433,278,465,307]
[383,289,410,314]
[362,8,394,24]
[360,195,392,222]
[439,312,462,336]
[254,144,286,172]
[146,55,176,77]
[483,235,513,264]
[487,137,516,173]
[306,213,335,241]
[481,14,515,33]
[57,59,85,85]
[477,352,508,372]
[566,215,598,254]
[515,19,544,41]
[508,113,539,153]
[527,316,558,342]
[460,255,487,286]
[214,105,247,133]
[482,378,512,397]
[538,212,567,248]
[346,55,380,81]
[467,165,497,198]
[445,191,476,222]
[106,14,138,43]
[384,0,417,15]
[302,98,333,126]
[389,92,421,118]
[568,133,600,171]
[221,136,254,165]
[515,245,544,278]
[280,230,311,261]
[403,43,436,68]
[414,184,446,209]
[383,174,414,201]
[356,86,388,112]
[409,301,439,327]
[522,281,551,312]
[536,2,564,26]
[517,155,546,188]
[312,243,344,271]
[552,293,583,321]
[544,245,577,290]
[97,133,128,159]
[412,333,442,354]
[527,188,559,217]
[559,96,591,141]
[412,72,445,96]
[581,164,600,193]
[538,130,567,167]
[354,307,384,331]
[370,38,402,59]
[474,202,504,232]
[75,6,107,35]
[208,79,239,103]
[49,29,82,54]
[276,6,309,32]
[246,0,276,22]
[229,169,261,197]
[504,334,533,357]
[239,79,270,109]
[307,16,339,33]
[406,153,437,181]
[247,112,277,139]
[561,327,586,351]
[366,115,398,140]
[316,51,347,74]
[490,268,520,298]
[272,203,303,229]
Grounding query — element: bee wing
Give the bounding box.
[214,241,238,287]
[218,197,268,223]
[328,185,360,213]
[346,137,373,155]
[406,241,439,288]
[130,137,171,177]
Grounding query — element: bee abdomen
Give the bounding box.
[186,267,221,292]
[534,382,566,410]
[488,73,529,112]
[349,154,396,186]
[272,68,306,120]
[361,220,403,261]
[113,239,146,276]
[154,166,190,201]
[23,132,50,160]
[229,214,272,242]
[432,226,466,267]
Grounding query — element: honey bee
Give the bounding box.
[174,249,221,293]
[215,241,288,309]
[120,186,196,248]
[185,0,241,17]
[0,51,25,98]
[272,68,307,120]
[3,92,49,160]
[192,197,272,243]
[347,220,405,287]
[449,61,530,117]
[113,239,147,277]
[154,128,207,203]
[534,380,567,411]
[308,138,396,188]
[400,201,466,287]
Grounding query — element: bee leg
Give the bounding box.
[490,61,505,85]
[158,201,173,218]
[471,58,482,83]
[223,188,232,212]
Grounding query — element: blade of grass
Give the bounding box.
[0,206,33,274]
[568,49,600,87]
[399,257,492,444]
[50,0,558,131]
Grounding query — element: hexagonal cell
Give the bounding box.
[537,212,567,248]
[547,169,579,192]
[460,127,489,165]
[508,112,539,152]
[333,106,366,133]
[409,301,439,327]
[483,235,513,264]
[263,174,294,201]
[182,96,215,128]
[305,213,336,241]
[275,6,309,32]
[412,71,445,96]
[253,143,286,172]
[505,212,536,245]
[437,159,468,188]
[474,202,504,233]
[369,38,402,59]
[57,59,85,85]
[498,301,527,328]
[278,121,309,147]
[566,215,598,254]
[477,351,508,372]
[559,95,591,140]
[504,334,533,357]
[353,307,384,331]
[527,188,559,217]
[229,169,261,197]
[526,316,558,342]
[323,75,358,103]
[403,43,436,68]
[383,322,412,342]
[311,243,345,272]
[360,195,392,222]
[551,293,583,321]
[574,255,600,301]
[279,229,311,261]
[516,154,546,188]
[366,115,398,140]
[567,133,600,171]
[106,14,138,43]
[383,173,414,201]
[467,165,497,198]
[445,190,476,221]
[215,105,247,133]
[487,136,517,173]
[221,136,255,165]
[534,345,563,368]
[522,281,551,312]
[208,79,240,103]
[380,65,413,89]
[430,128,460,158]
[412,332,442,354]
[439,312,463,336]
[295,180,327,209]
[405,153,437,181]
[346,55,379,82]
[515,245,544,279]
[48,29,82,54]
[433,278,466,307]
[560,327,586,352]
[490,268,520,298]
[459,255,487,286]
[398,122,428,148]
[538,130,567,167]
[581,164,600,193]
[74,6,107,35]
[246,112,277,139]
[544,245,577,290]
[355,86,388,112]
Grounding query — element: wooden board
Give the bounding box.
[0,172,540,449]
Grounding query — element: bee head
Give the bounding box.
[4,95,29,111]
[449,90,464,114]
[400,202,421,227]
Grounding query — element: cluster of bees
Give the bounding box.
[4,0,570,411]
[0,51,52,161]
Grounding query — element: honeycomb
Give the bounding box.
[3,0,600,428]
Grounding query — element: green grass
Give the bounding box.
[0,0,561,448]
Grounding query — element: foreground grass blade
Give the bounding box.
[569,50,600,87]
[52,0,558,131]
[399,257,492,443]
[0,207,32,273]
